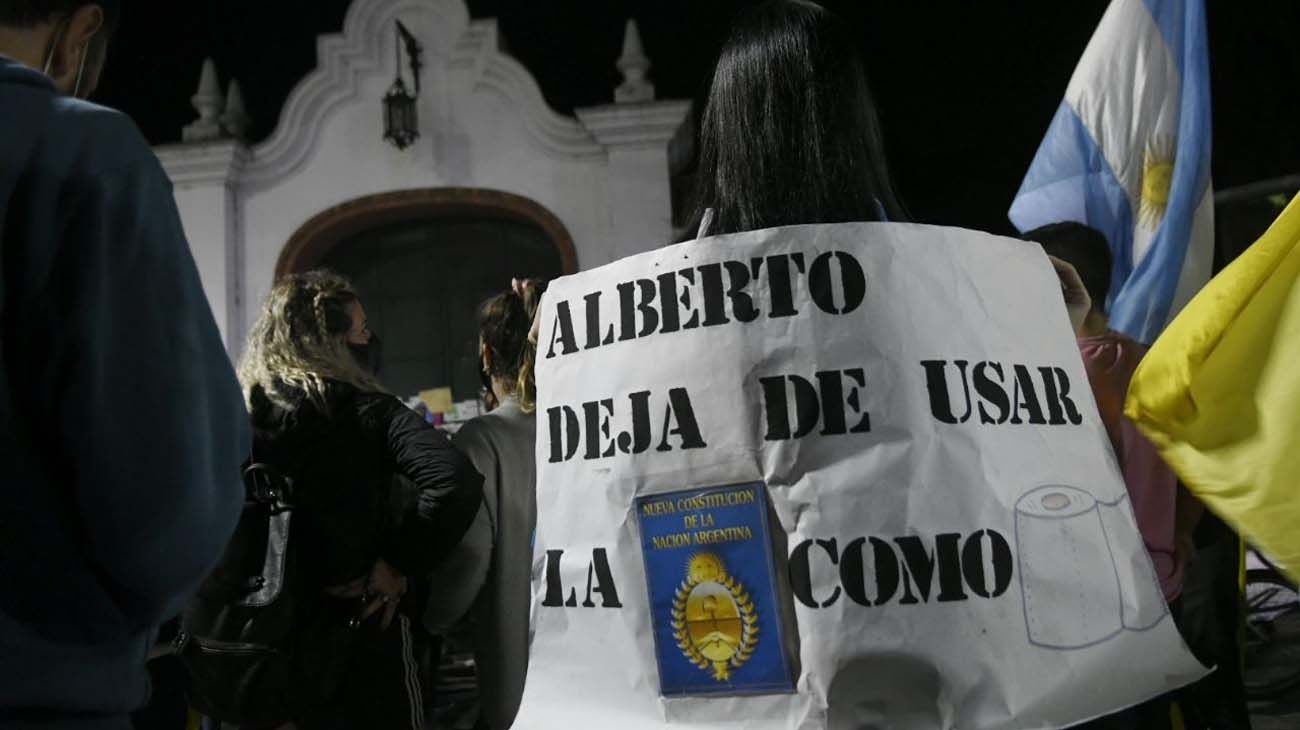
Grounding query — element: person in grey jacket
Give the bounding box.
[426,280,546,729]
[0,2,249,727]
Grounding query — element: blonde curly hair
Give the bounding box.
[238,270,384,410]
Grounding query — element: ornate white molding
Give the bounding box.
[183,58,225,143]
[451,19,604,158]
[575,100,692,150]
[221,80,252,141]
[239,0,608,191]
[156,140,250,187]
[238,0,439,190]
[614,20,654,103]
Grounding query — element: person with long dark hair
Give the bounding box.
[687,0,1091,329]
[687,0,905,239]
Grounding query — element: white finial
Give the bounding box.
[183,58,225,142]
[220,79,251,141]
[615,19,654,104]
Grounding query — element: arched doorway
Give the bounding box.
[279,188,575,406]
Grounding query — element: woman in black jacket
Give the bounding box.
[236,270,483,729]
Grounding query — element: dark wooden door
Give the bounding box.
[322,217,564,401]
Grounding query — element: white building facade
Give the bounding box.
[157,0,691,358]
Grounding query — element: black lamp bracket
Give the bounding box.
[395,20,423,94]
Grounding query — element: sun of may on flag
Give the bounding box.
[1009,0,1213,344]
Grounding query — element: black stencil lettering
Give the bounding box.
[547,406,580,463]
[698,263,729,327]
[843,368,872,433]
[760,375,791,441]
[582,399,616,460]
[542,549,578,607]
[764,254,805,318]
[934,533,969,602]
[816,370,847,435]
[898,566,921,605]
[809,251,867,315]
[722,260,759,323]
[583,291,615,349]
[817,368,871,436]
[894,536,936,603]
[657,387,707,452]
[962,529,1014,598]
[1051,367,1083,425]
[584,548,623,608]
[789,539,842,609]
[1010,364,1047,425]
[922,360,973,424]
[973,362,1010,424]
[618,390,653,454]
[789,540,816,608]
[545,301,578,359]
[840,537,900,607]
[1037,366,1067,425]
[677,268,701,330]
[617,279,659,341]
[788,375,821,439]
[656,272,681,333]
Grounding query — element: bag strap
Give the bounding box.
[242,437,295,511]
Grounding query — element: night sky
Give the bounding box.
[97,0,1300,236]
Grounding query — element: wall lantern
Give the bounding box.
[383,20,423,150]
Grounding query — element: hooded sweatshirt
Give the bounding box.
[0,55,248,725]
[1078,330,1182,601]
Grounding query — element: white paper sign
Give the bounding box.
[517,223,1205,730]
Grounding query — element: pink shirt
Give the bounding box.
[1078,331,1183,602]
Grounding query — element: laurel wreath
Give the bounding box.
[670,568,760,681]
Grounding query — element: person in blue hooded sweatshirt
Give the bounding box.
[0,1,249,728]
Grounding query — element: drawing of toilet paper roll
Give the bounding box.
[1097,493,1169,631]
[1016,485,1124,650]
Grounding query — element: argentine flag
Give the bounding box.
[1009,0,1213,344]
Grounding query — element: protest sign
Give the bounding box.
[516,223,1205,729]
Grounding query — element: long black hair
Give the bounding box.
[687,0,905,237]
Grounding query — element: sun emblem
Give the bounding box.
[671,552,759,681]
[1138,136,1176,228]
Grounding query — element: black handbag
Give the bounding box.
[179,461,358,725]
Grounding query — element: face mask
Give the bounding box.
[41,19,95,99]
[349,334,382,376]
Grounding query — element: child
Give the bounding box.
[1023,222,1201,607]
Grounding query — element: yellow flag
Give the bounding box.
[1126,193,1300,583]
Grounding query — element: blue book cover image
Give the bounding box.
[635,481,796,697]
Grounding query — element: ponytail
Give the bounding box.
[513,281,547,413]
[478,279,549,414]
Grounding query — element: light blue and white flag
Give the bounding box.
[1010,0,1213,344]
